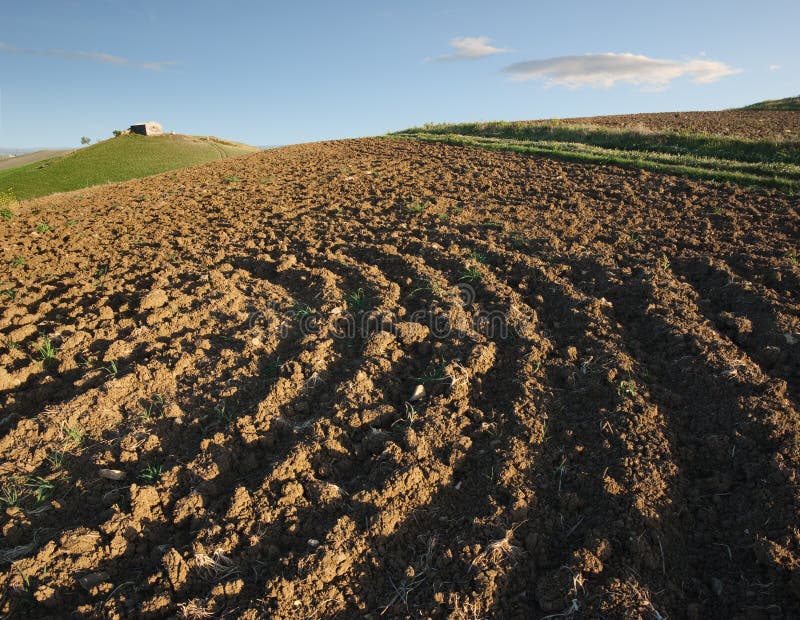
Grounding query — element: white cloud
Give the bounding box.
[0,41,174,71]
[430,37,509,62]
[769,64,780,71]
[502,52,740,89]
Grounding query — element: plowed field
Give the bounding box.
[1,138,799,618]
[544,110,800,141]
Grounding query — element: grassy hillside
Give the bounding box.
[740,96,800,111]
[0,134,259,200]
[392,119,800,193]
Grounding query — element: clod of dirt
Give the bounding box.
[276,254,297,272]
[363,331,396,357]
[61,529,101,555]
[306,480,346,505]
[395,321,430,346]
[140,288,169,310]
[77,571,110,591]
[130,484,163,522]
[163,548,191,593]
[467,343,496,375]
[571,548,605,575]
[278,481,305,506]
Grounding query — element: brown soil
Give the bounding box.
[545,110,800,141]
[0,138,799,619]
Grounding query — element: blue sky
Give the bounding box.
[1,0,797,147]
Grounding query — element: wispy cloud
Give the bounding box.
[503,52,739,90]
[769,64,780,71]
[0,41,175,71]
[429,37,509,62]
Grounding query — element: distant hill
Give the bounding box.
[0,147,64,156]
[0,134,260,200]
[0,150,73,171]
[739,96,800,111]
